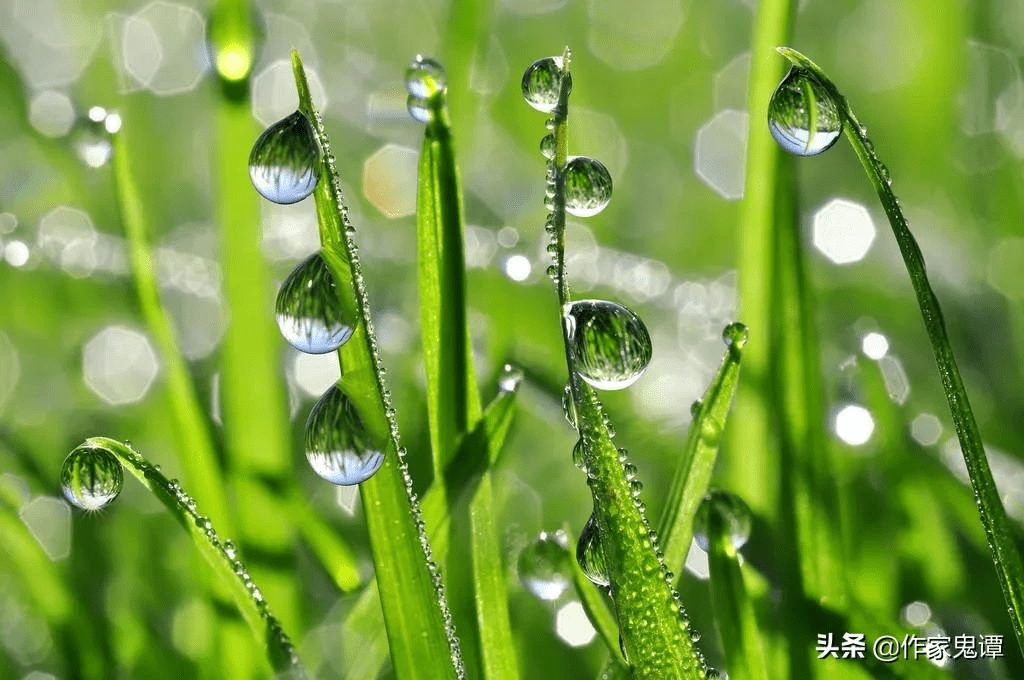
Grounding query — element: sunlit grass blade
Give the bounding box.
[657,323,746,577]
[290,50,462,680]
[776,46,1024,659]
[210,0,302,630]
[111,127,232,536]
[343,387,520,679]
[82,437,305,677]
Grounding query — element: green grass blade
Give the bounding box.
[111,127,233,537]
[567,526,623,665]
[706,526,769,680]
[344,388,520,679]
[416,77,481,475]
[777,46,1024,660]
[290,51,463,680]
[657,324,746,577]
[84,437,305,677]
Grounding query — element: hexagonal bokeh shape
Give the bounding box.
[879,355,910,405]
[555,601,597,647]
[118,2,208,95]
[20,496,71,561]
[587,0,684,71]
[29,90,75,137]
[813,199,876,264]
[363,144,419,218]
[987,237,1024,300]
[83,326,158,405]
[694,109,749,200]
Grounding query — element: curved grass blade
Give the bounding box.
[537,51,705,678]
[657,324,746,577]
[289,51,463,680]
[83,437,305,677]
[776,46,1024,659]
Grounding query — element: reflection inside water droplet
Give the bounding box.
[60,443,124,511]
[693,489,752,552]
[522,56,571,113]
[722,321,749,349]
[518,530,571,600]
[405,55,447,98]
[305,384,385,486]
[275,252,356,354]
[768,66,842,156]
[576,513,610,587]
[498,363,524,393]
[564,156,612,217]
[249,110,320,204]
[564,299,652,390]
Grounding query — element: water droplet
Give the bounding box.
[722,322,749,349]
[690,399,703,418]
[576,514,610,587]
[60,443,123,511]
[562,382,578,429]
[249,110,320,204]
[706,669,729,679]
[498,363,524,393]
[405,55,447,98]
[768,66,842,156]
[223,539,237,559]
[522,56,571,113]
[694,489,752,552]
[305,384,385,486]
[564,156,612,217]
[572,438,586,470]
[517,530,571,600]
[406,96,432,124]
[564,299,652,390]
[540,133,556,160]
[275,252,356,354]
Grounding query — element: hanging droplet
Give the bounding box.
[407,96,431,124]
[275,252,356,354]
[564,156,612,217]
[576,513,610,587]
[540,133,556,160]
[694,489,753,553]
[768,66,842,156]
[572,438,586,471]
[522,56,572,113]
[690,399,703,418]
[249,110,320,204]
[60,443,124,511]
[562,382,578,429]
[498,363,524,394]
[405,55,447,98]
[722,322,749,349]
[517,530,571,600]
[564,299,652,390]
[305,384,385,485]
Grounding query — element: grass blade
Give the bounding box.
[776,46,1024,660]
[83,437,305,677]
[657,323,746,577]
[289,51,462,680]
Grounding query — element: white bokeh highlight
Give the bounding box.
[813,199,876,264]
[83,326,159,405]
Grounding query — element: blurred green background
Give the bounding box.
[2,0,1024,678]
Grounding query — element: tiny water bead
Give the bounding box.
[767,66,842,157]
[406,97,431,124]
[564,299,653,390]
[693,489,752,553]
[405,55,447,98]
[249,110,320,204]
[540,133,556,159]
[722,321,749,349]
[522,56,572,113]
[305,384,385,486]
[275,252,357,354]
[518,530,572,601]
[576,514,610,588]
[564,157,613,218]
[60,443,124,511]
[497,363,524,394]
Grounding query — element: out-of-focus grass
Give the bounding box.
[1,0,1023,678]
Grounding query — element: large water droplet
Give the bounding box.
[576,514,610,587]
[564,299,652,390]
[60,443,124,511]
[405,55,447,98]
[768,66,842,156]
[249,110,320,204]
[694,489,752,553]
[305,384,385,486]
[722,322,749,349]
[522,56,571,113]
[275,252,356,354]
[564,156,612,217]
[517,530,571,600]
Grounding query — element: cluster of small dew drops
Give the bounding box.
[248,62,465,676]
